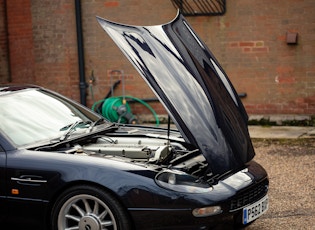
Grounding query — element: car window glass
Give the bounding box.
[0,90,98,147]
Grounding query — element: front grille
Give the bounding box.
[230,179,269,211]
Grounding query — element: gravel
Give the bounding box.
[246,139,315,230]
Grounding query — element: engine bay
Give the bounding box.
[32,126,211,180]
[82,136,173,163]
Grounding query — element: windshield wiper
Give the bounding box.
[60,120,90,141]
[87,118,105,133]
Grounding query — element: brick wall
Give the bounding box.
[199,0,315,115]
[0,0,9,82]
[1,0,314,119]
[5,0,35,83]
[30,0,79,99]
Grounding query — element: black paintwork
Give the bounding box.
[0,85,268,229]
[97,12,254,175]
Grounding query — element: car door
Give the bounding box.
[5,149,62,227]
[0,145,7,222]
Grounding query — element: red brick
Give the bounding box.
[252,47,269,52]
[229,42,239,47]
[104,1,119,8]
[243,47,252,52]
[239,42,255,47]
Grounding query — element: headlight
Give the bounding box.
[192,206,222,217]
[155,170,212,193]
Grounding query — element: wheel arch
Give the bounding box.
[45,180,135,230]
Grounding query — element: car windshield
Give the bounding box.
[0,88,106,147]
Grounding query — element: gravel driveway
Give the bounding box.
[246,138,315,230]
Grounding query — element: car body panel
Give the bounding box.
[4,148,267,229]
[97,12,255,175]
[0,150,7,222]
[0,86,268,229]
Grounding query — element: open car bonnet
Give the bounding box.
[97,12,255,175]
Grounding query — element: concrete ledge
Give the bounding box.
[248,114,314,126]
[248,126,315,139]
[137,114,315,127]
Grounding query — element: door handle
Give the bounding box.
[11,175,47,185]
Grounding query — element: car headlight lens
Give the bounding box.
[155,170,212,193]
[192,206,222,217]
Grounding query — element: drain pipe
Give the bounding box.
[75,0,87,105]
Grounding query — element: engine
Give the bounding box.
[51,133,209,178]
[82,136,182,163]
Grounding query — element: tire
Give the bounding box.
[51,185,132,230]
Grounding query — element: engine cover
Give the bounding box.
[82,137,171,162]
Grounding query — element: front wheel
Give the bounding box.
[51,185,132,230]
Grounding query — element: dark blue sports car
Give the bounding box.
[0,12,268,230]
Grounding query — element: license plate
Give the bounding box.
[243,195,268,224]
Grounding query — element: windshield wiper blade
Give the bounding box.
[60,120,89,141]
[88,118,105,133]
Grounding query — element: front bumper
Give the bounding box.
[128,160,269,229]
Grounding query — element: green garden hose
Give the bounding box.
[92,96,160,127]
